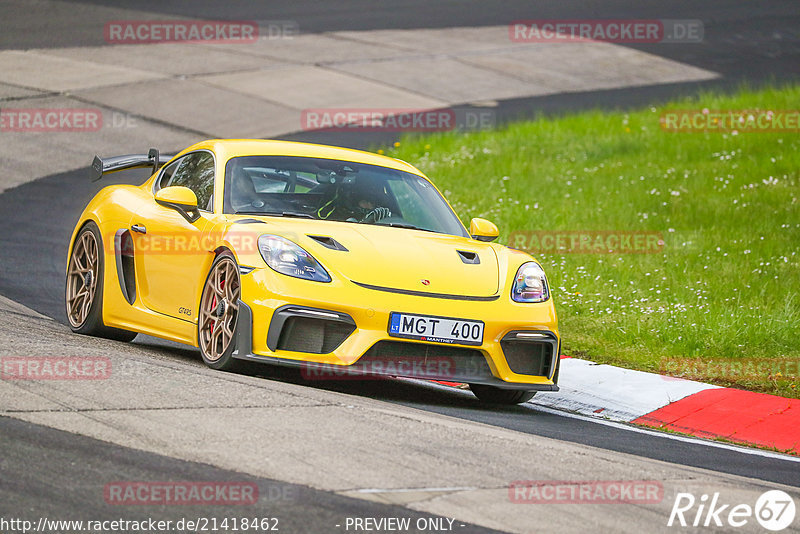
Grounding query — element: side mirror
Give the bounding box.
[469,218,499,242]
[155,186,200,223]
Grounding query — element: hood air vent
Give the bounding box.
[308,235,348,251]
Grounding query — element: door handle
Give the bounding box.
[131,224,146,234]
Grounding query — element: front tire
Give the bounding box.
[469,384,535,405]
[65,221,137,342]
[198,252,242,371]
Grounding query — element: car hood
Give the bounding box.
[235,218,500,297]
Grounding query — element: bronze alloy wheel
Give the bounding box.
[199,255,240,363]
[66,229,100,328]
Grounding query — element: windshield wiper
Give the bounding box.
[236,211,315,219]
[376,222,436,232]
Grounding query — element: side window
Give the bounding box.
[250,173,290,193]
[156,159,180,190]
[166,152,215,211]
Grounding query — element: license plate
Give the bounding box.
[388,312,484,346]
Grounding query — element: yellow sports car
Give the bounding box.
[67,139,560,404]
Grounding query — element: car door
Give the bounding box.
[130,151,215,321]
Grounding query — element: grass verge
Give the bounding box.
[387,84,800,398]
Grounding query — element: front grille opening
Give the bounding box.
[501,341,553,377]
[359,341,494,381]
[276,317,355,354]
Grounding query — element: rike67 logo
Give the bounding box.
[668,490,796,531]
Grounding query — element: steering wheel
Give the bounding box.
[360,207,392,223]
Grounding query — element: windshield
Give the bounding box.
[223,156,468,237]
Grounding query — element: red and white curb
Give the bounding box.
[530,357,800,455]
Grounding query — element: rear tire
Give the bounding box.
[65,221,137,342]
[198,252,242,371]
[469,384,535,405]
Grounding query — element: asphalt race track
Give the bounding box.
[0,417,499,534]
[1,1,799,532]
[1,166,800,489]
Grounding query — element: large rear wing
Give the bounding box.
[89,148,172,182]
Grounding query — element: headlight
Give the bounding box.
[512,262,549,303]
[258,235,331,283]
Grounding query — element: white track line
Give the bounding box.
[527,403,800,463]
[417,379,800,464]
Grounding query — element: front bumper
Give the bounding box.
[231,267,560,391]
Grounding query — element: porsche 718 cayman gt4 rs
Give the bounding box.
[66,139,560,404]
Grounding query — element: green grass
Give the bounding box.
[385,85,800,398]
